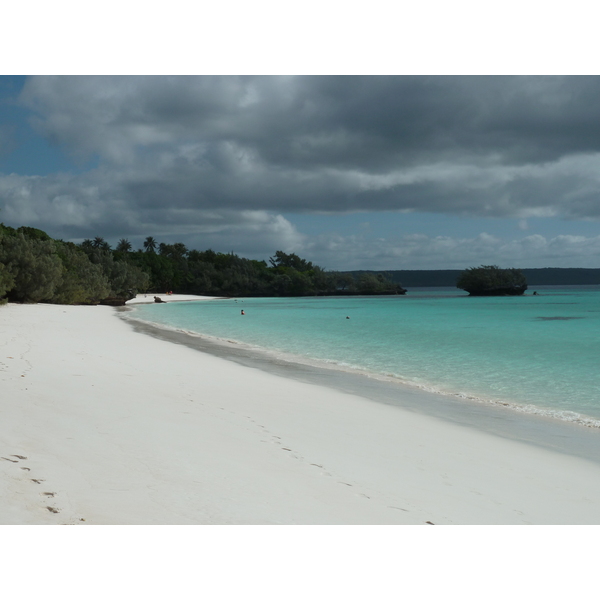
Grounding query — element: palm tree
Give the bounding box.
[172,242,188,259]
[143,236,157,253]
[92,236,106,249]
[116,238,132,253]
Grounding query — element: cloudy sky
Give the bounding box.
[2,75,600,270]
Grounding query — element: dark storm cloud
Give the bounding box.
[162,75,600,169]
[18,76,600,162]
[3,75,600,266]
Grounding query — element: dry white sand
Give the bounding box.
[2,301,600,525]
[126,293,219,304]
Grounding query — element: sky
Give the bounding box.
[2,28,600,272]
[2,75,600,270]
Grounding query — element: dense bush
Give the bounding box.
[0,224,149,304]
[0,233,64,303]
[84,249,150,298]
[457,265,527,296]
[0,262,14,304]
[52,242,111,304]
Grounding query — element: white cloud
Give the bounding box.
[300,231,600,270]
[4,162,600,269]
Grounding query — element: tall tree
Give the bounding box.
[79,239,94,252]
[116,238,132,253]
[143,236,157,253]
[269,251,314,272]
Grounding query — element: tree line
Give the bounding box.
[0,225,405,304]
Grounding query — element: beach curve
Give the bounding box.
[2,301,600,524]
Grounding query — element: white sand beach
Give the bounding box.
[126,293,220,305]
[2,299,600,525]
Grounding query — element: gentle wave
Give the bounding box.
[121,309,600,430]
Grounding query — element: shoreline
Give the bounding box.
[123,296,600,433]
[2,301,600,524]
[121,310,600,467]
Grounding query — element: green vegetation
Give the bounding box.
[0,223,148,304]
[0,262,14,305]
[123,246,405,297]
[0,233,64,302]
[456,265,527,296]
[52,242,111,304]
[0,223,405,304]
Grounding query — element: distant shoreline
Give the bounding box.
[349,268,600,287]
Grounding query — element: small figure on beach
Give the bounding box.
[241,310,245,315]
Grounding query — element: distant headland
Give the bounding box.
[0,224,405,305]
[347,267,600,288]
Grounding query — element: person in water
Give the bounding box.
[241,310,245,315]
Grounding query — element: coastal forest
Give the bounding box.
[0,223,405,304]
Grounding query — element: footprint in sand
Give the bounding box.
[310,464,332,476]
[45,506,60,514]
[30,479,45,484]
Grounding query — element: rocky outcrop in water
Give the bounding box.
[457,265,527,296]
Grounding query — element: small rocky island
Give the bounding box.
[456,265,528,296]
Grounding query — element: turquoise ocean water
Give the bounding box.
[127,286,600,427]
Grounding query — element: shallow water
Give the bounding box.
[127,286,600,427]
